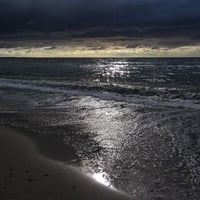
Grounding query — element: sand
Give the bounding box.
[0,126,133,200]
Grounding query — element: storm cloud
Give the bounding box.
[0,0,200,56]
[1,0,200,31]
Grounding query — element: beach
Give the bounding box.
[0,126,132,200]
[0,58,200,199]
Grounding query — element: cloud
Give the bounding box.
[1,0,200,32]
[1,41,200,57]
[0,0,200,56]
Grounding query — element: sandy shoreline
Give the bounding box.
[0,126,132,200]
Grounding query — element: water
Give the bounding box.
[0,58,200,199]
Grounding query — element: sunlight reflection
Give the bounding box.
[98,60,130,81]
[93,172,113,187]
[74,96,131,190]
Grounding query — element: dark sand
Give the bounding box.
[0,126,133,200]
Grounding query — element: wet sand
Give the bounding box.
[0,126,132,200]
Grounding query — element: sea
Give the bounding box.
[0,58,200,200]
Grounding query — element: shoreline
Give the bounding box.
[0,125,132,200]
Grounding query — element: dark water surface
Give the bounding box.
[0,58,200,199]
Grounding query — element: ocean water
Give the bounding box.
[0,58,200,199]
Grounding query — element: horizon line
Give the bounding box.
[0,56,200,59]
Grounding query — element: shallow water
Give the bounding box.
[0,58,200,199]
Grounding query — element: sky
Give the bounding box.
[0,0,200,57]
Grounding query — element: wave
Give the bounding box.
[1,78,200,99]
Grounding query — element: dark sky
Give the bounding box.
[0,0,200,57]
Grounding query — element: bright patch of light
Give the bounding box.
[93,172,112,187]
[1,45,200,57]
[97,60,130,82]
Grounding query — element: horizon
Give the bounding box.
[0,56,200,59]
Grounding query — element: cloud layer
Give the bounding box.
[1,0,200,30]
[0,0,200,56]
